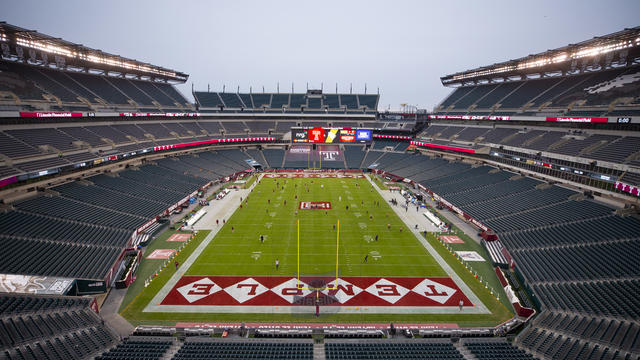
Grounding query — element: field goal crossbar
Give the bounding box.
[296,219,339,291]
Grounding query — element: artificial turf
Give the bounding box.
[120,173,513,326]
[187,176,445,278]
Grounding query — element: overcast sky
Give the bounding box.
[3,0,639,111]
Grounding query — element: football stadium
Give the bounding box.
[0,4,640,359]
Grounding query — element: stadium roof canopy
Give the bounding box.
[0,22,188,83]
[441,26,640,87]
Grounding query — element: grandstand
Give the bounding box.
[193,89,380,114]
[0,24,191,113]
[437,27,640,118]
[0,293,118,359]
[0,20,639,360]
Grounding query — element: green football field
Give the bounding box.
[187,176,446,278]
[120,173,513,326]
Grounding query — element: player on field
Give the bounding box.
[275,258,279,270]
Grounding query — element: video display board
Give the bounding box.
[291,127,372,143]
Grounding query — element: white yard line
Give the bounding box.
[144,304,486,315]
[145,173,490,315]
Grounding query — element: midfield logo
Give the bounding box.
[299,201,332,210]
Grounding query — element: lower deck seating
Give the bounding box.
[325,341,462,359]
[96,338,173,360]
[0,294,117,360]
[464,339,535,359]
[173,340,313,359]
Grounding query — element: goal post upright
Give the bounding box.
[297,219,300,285]
[296,218,340,291]
[335,219,339,285]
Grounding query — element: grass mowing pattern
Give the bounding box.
[188,176,444,278]
[120,174,512,326]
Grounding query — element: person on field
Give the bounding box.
[364,254,368,263]
[260,235,264,243]
[275,258,279,270]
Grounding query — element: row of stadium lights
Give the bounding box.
[5,35,179,78]
[451,38,640,82]
[373,135,412,140]
[153,137,275,151]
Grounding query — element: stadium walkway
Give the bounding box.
[422,197,484,245]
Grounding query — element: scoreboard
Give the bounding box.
[292,127,372,143]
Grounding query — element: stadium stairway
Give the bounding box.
[314,342,325,360]
[162,340,182,359]
[453,340,475,360]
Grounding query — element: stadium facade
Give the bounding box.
[0,22,639,359]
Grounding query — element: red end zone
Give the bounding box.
[175,322,459,330]
[299,201,332,210]
[160,276,472,307]
[264,173,364,179]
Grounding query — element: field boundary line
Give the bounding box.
[143,181,257,312]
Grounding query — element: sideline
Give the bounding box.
[364,174,489,314]
[144,175,262,311]
[143,173,489,315]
